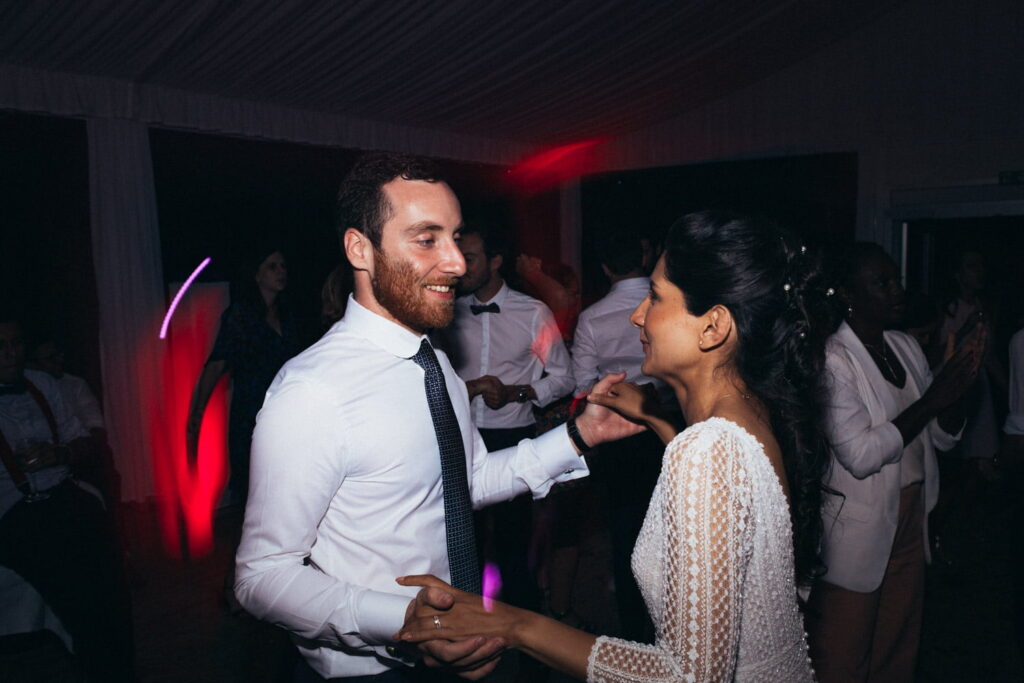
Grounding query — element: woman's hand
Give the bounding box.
[574,373,649,449]
[395,574,524,648]
[928,322,986,411]
[587,379,679,445]
[587,380,659,424]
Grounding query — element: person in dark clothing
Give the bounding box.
[185,248,305,506]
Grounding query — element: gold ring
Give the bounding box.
[432,615,442,630]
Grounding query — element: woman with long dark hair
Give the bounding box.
[394,211,833,682]
[185,247,304,506]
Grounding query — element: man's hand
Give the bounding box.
[467,376,517,410]
[466,376,502,405]
[16,442,61,472]
[401,586,505,678]
[575,373,648,449]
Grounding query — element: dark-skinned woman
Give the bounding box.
[807,242,985,683]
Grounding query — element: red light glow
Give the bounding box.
[154,283,229,557]
[507,139,607,194]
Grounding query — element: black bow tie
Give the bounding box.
[0,380,28,396]
[470,302,500,315]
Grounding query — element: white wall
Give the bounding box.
[600,0,1024,247]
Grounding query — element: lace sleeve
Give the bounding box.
[588,425,753,682]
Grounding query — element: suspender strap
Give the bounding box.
[24,379,60,443]
[0,379,60,493]
[0,430,28,489]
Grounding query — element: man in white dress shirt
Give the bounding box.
[0,313,135,681]
[27,335,120,505]
[437,221,574,615]
[234,153,641,682]
[572,232,672,642]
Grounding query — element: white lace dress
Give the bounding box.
[586,418,815,682]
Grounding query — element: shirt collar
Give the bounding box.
[339,295,430,359]
[472,281,509,307]
[609,276,650,294]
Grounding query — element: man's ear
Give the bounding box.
[344,228,374,274]
[699,305,734,351]
[489,253,503,274]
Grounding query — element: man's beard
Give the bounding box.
[456,269,488,297]
[372,248,456,331]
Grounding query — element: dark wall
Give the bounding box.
[580,153,858,303]
[0,110,100,395]
[151,129,516,336]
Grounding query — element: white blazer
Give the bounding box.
[820,322,959,592]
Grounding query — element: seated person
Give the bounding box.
[0,311,134,681]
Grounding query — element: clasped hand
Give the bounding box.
[16,442,61,472]
[395,576,509,679]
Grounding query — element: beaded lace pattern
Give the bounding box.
[587,418,814,682]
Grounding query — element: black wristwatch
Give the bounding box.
[515,385,531,403]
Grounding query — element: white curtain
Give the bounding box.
[88,119,165,501]
[0,64,530,166]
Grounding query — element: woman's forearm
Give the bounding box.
[512,608,597,680]
[646,415,681,445]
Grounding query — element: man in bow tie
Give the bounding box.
[0,312,135,681]
[435,221,575,620]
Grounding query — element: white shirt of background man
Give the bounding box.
[571,276,658,396]
[445,282,574,430]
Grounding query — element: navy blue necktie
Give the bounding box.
[410,339,481,594]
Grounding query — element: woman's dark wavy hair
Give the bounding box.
[232,243,289,317]
[663,211,833,587]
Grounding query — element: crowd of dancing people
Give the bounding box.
[2,150,1022,683]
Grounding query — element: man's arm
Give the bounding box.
[234,379,411,649]
[234,377,503,674]
[467,373,646,509]
[569,311,600,397]
[18,377,91,472]
[525,305,575,407]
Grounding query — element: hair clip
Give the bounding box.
[826,287,835,297]
[783,283,792,292]
[798,331,807,339]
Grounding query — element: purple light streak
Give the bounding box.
[482,562,502,612]
[159,257,212,339]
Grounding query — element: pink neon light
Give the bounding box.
[482,562,502,612]
[160,257,212,339]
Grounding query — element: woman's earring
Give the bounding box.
[698,338,704,347]
[846,305,854,318]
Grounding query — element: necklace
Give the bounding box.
[862,339,898,380]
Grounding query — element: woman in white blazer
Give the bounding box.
[807,243,983,683]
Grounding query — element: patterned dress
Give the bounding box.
[587,418,815,682]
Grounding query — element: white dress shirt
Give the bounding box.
[571,277,661,396]
[441,283,574,430]
[1005,328,1024,436]
[56,373,105,431]
[0,370,86,517]
[234,296,587,678]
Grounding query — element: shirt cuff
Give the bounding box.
[528,425,590,495]
[354,588,413,646]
